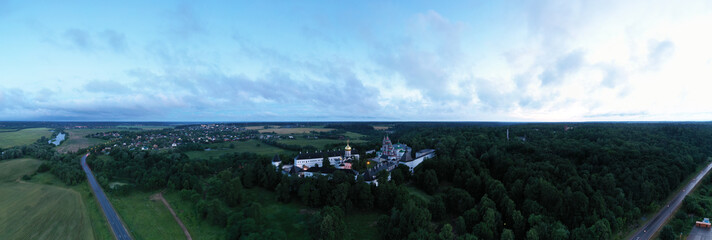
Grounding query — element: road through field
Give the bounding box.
[630,161,712,240]
[81,154,133,240]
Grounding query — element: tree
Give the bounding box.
[429,196,447,221]
[322,155,332,168]
[439,224,455,240]
[275,175,290,203]
[500,229,514,240]
[659,226,675,240]
[355,182,374,209]
[225,177,243,207]
[526,228,539,240]
[392,168,405,185]
[424,169,439,194]
[330,182,350,210]
[317,206,345,240]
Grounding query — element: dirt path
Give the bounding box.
[151,192,192,240]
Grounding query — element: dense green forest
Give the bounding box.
[17,123,712,239]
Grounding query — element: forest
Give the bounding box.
[20,122,712,239]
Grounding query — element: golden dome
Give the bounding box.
[345,140,351,151]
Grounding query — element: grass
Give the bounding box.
[109,191,187,240]
[30,172,114,240]
[0,158,94,240]
[0,158,42,182]
[259,127,335,135]
[277,138,366,149]
[343,131,367,140]
[163,191,227,240]
[405,184,433,202]
[0,128,53,148]
[185,140,295,159]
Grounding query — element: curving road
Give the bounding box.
[81,154,133,240]
[630,161,712,240]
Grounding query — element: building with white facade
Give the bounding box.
[293,141,359,169]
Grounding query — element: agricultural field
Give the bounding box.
[0,158,94,240]
[276,138,366,149]
[115,125,172,130]
[244,126,267,130]
[0,128,53,148]
[109,191,187,240]
[373,125,391,131]
[185,140,295,159]
[29,172,113,240]
[258,127,335,134]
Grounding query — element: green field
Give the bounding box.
[0,158,94,240]
[185,140,295,159]
[0,128,53,148]
[30,172,114,240]
[109,191,187,240]
[258,127,335,134]
[276,138,366,149]
[115,125,172,130]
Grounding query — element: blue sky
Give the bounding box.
[1,0,712,121]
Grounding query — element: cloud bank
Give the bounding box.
[1,1,712,121]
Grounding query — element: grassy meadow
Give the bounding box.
[0,128,53,148]
[258,126,335,134]
[0,158,94,240]
[185,140,295,159]
[109,191,187,240]
[30,172,114,240]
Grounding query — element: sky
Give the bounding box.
[1,1,712,122]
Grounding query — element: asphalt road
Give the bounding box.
[81,154,133,240]
[630,161,712,240]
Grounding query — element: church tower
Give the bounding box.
[345,140,352,158]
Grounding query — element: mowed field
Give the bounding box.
[0,128,53,148]
[185,140,295,159]
[0,158,94,240]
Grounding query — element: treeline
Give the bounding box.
[85,123,712,239]
[93,146,418,239]
[0,137,85,185]
[396,123,712,239]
